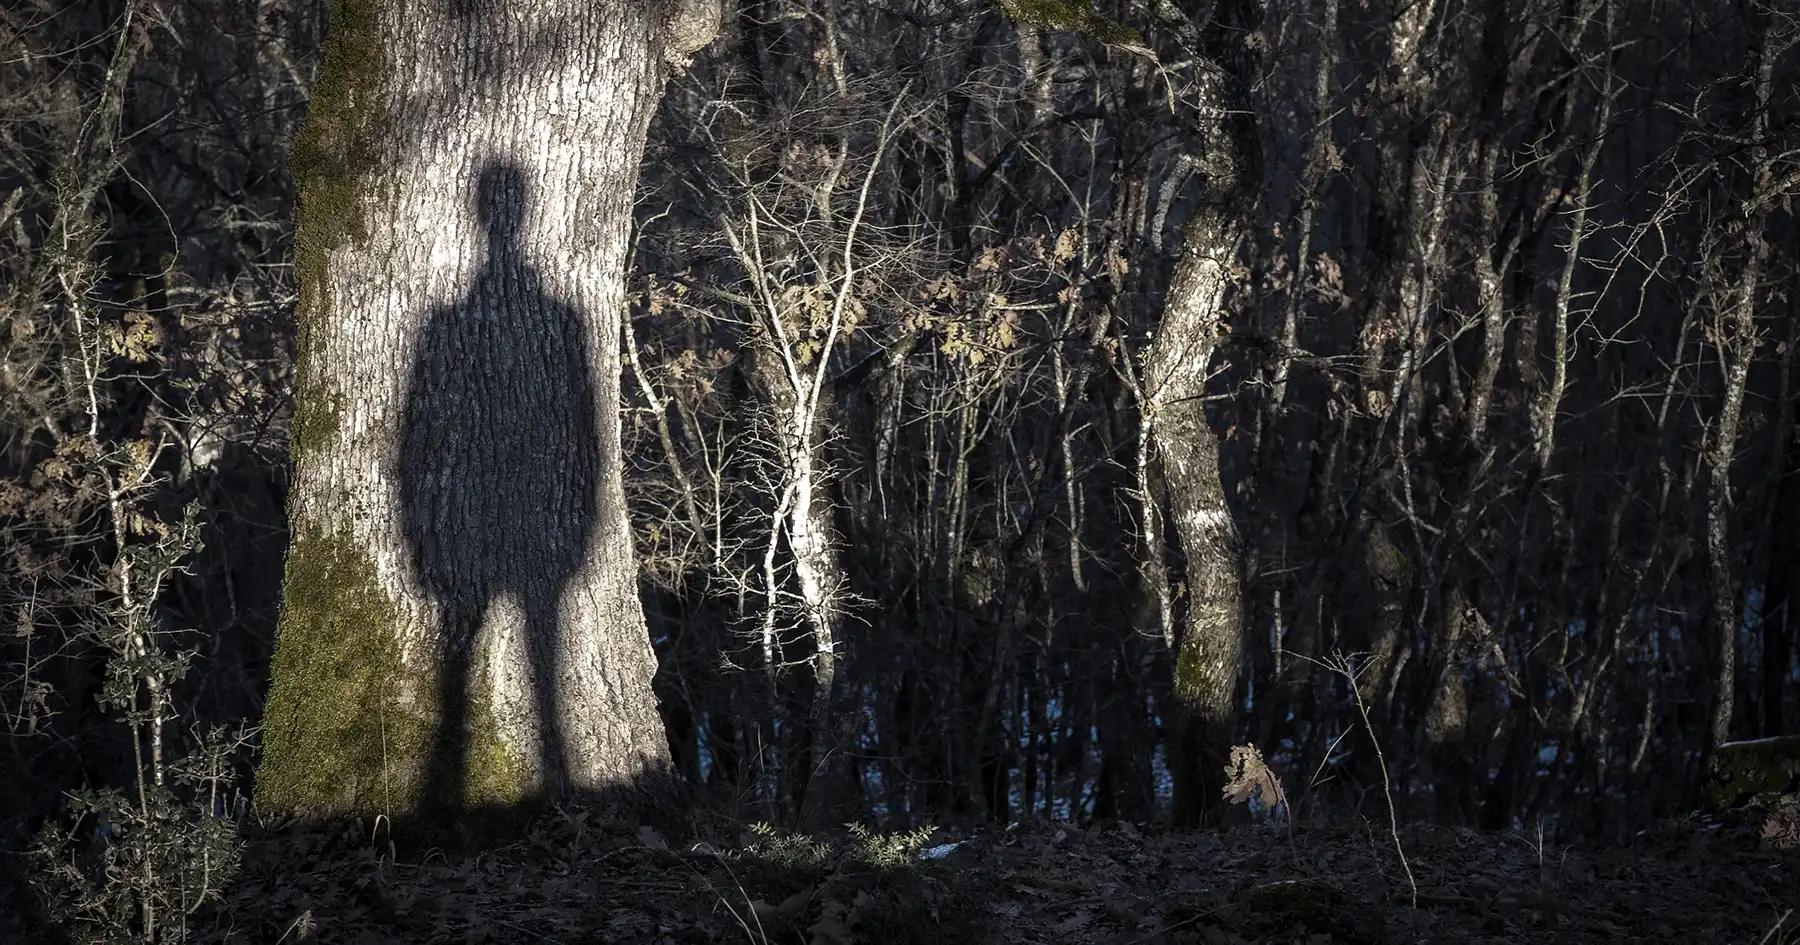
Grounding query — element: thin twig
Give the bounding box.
[1342,653,1417,907]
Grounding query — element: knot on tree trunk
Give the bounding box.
[661,0,721,67]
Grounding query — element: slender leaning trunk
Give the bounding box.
[257,0,718,816]
[1705,13,1776,757]
[1146,0,1264,826]
[1150,222,1247,826]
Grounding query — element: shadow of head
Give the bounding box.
[475,162,526,248]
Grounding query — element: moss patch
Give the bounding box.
[258,522,427,815]
[288,383,344,462]
[287,0,391,464]
[258,522,537,818]
[289,0,388,303]
[1173,642,1213,703]
[461,662,532,808]
[996,0,1143,47]
[1704,735,1800,809]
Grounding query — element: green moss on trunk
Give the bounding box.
[995,0,1142,47]
[258,523,428,813]
[258,523,534,815]
[461,663,532,808]
[1174,641,1204,700]
[289,385,345,464]
[1169,644,1234,825]
[1704,735,1800,809]
[287,0,389,463]
[289,0,387,310]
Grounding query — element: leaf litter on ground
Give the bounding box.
[193,803,1795,944]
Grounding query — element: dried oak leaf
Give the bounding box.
[1221,744,1287,810]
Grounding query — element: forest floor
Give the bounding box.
[196,801,1798,945]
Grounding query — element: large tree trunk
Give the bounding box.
[257,0,718,817]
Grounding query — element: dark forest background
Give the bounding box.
[4,0,1798,897]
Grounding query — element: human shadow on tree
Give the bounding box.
[399,160,601,816]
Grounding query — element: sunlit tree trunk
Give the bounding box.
[1143,0,1264,826]
[257,0,718,817]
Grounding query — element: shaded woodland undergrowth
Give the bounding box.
[190,801,1797,945]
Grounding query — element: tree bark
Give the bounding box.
[257,0,718,817]
[1152,228,1245,825]
[1704,12,1775,757]
[1147,0,1263,826]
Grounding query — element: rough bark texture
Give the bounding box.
[1359,514,1412,722]
[1149,0,1263,825]
[1422,582,1474,816]
[1152,233,1245,825]
[258,0,717,816]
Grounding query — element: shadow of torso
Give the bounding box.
[397,161,599,809]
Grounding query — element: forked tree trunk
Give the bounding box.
[257,0,718,816]
[742,338,850,825]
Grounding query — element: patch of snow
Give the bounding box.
[918,841,963,861]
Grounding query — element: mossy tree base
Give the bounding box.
[1704,735,1800,809]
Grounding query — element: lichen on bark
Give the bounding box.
[288,385,344,464]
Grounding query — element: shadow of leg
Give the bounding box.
[424,602,482,815]
[526,593,568,797]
